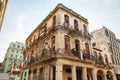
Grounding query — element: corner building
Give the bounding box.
[21,4,116,80]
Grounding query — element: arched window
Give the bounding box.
[52,16,56,28]
[65,35,71,54]
[85,43,90,59]
[64,15,69,27]
[75,39,80,57]
[74,19,79,31]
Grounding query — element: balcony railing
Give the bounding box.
[62,23,83,36]
[84,32,91,38]
[23,48,95,67]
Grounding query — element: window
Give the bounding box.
[108,46,113,53]
[17,45,20,48]
[75,39,80,56]
[52,16,56,28]
[85,43,90,54]
[74,19,79,31]
[12,50,14,52]
[105,54,108,65]
[20,56,22,59]
[94,51,97,60]
[16,55,17,58]
[13,44,15,47]
[17,50,19,53]
[66,68,71,73]
[65,35,71,54]
[105,30,109,36]
[64,15,69,27]
[39,68,44,80]
[83,25,87,34]
[11,54,13,57]
[51,36,55,54]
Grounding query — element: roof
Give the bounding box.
[26,3,88,42]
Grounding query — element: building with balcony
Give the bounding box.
[91,26,120,80]
[21,4,116,80]
[0,0,8,31]
[3,41,24,73]
[9,61,21,80]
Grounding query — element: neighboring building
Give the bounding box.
[0,0,8,31]
[0,62,3,73]
[21,4,116,80]
[3,41,24,73]
[115,39,120,79]
[91,26,120,80]
[9,61,21,80]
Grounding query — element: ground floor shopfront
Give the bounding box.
[21,57,116,80]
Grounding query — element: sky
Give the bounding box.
[0,0,120,62]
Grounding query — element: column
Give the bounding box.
[72,66,76,80]
[103,71,107,80]
[112,74,117,80]
[92,68,97,80]
[36,69,39,80]
[56,64,63,80]
[50,67,53,80]
[30,69,33,80]
[103,74,107,80]
[82,67,87,80]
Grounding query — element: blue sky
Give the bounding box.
[0,0,120,62]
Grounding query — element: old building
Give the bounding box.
[21,4,116,80]
[9,61,21,80]
[3,41,24,73]
[115,39,120,79]
[92,26,120,80]
[0,0,8,31]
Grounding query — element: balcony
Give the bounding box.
[23,48,95,68]
[23,49,56,67]
[94,56,106,68]
[62,23,83,36]
[57,48,94,63]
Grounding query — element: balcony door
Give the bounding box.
[75,39,80,57]
[65,35,71,54]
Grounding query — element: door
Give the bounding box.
[76,69,82,80]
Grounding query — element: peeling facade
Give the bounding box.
[91,27,120,80]
[21,4,116,80]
